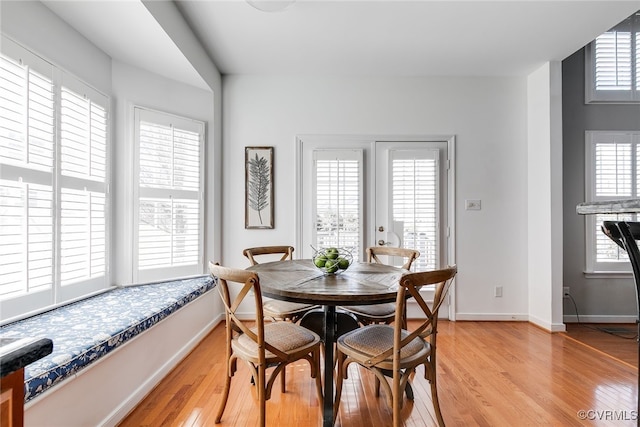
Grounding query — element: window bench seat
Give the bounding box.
[0,275,218,426]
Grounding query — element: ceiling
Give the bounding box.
[41,0,210,89]
[42,0,640,88]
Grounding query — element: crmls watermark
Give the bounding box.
[577,410,639,421]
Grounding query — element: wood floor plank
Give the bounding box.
[118,321,638,427]
[564,323,637,368]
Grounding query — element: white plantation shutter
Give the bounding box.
[594,213,633,264]
[59,81,108,287]
[139,121,200,190]
[0,181,54,298]
[595,141,632,197]
[0,45,55,171]
[60,87,107,180]
[585,131,640,272]
[390,150,439,271]
[134,108,204,281]
[594,31,632,91]
[60,189,106,285]
[0,37,110,317]
[636,30,640,89]
[138,198,199,269]
[313,150,363,261]
[587,12,640,102]
[0,42,55,300]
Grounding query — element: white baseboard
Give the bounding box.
[528,314,566,332]
[563,314,638,324]
[454,313,529,322]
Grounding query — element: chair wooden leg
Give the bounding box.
[392,370,402,427]
[430,375,445,427]
[333,352,346,421]
[258,364,267,427]
[313,348,324,408]
[281,366,286,392]
[215,366,232,423]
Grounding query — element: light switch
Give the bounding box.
[465,199,481,210]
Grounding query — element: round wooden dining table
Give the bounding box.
[247,259,407,427]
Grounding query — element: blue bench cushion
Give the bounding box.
[0,275,215,402]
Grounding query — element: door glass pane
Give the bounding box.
[391,152,439,271]
[314,155,361,262]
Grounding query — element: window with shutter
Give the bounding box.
[390,150,439,271]
[134,108,204,282]
[586,11,640,103]
[0,36,110,320]
[60,83,108,287]
[313,150,363,262]
[1,44,55,302]
[585,131,640,273]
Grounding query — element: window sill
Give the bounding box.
[584,271,633,279]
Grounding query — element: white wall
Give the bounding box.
[527,62,565,332]
[1,0,111,97]
[222,75,530,320]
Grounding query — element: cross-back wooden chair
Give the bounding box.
[342,246,420,327]
[334,265,457,427]
[209,262,323,427]
[243,246,317,323]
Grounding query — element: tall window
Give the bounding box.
[134,108,204,283]
[585,131,640,273]
[312,150,363,262]
[586,11,640,103]
[0,37,109,320]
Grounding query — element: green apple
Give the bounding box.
[324,259,339,273]
[337,257,349,270]
[314,255,327,268]
[326,248,339,259]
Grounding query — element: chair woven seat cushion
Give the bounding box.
[236,321,319,357]
[346,303,396,317]
[339,324,427,362]
[263,300,313,315]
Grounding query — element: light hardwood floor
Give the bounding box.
[118,320,638,427]
[564,323,637,368]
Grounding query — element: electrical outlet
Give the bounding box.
[494,286,503,297]
[563,286,570,298]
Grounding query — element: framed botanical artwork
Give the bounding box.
[245,146,274,229]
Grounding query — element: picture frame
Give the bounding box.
[245,146,274,229]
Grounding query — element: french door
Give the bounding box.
[296,136,455,300]
[297,135,455,319]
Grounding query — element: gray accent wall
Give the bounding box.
[562,47,640,322]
